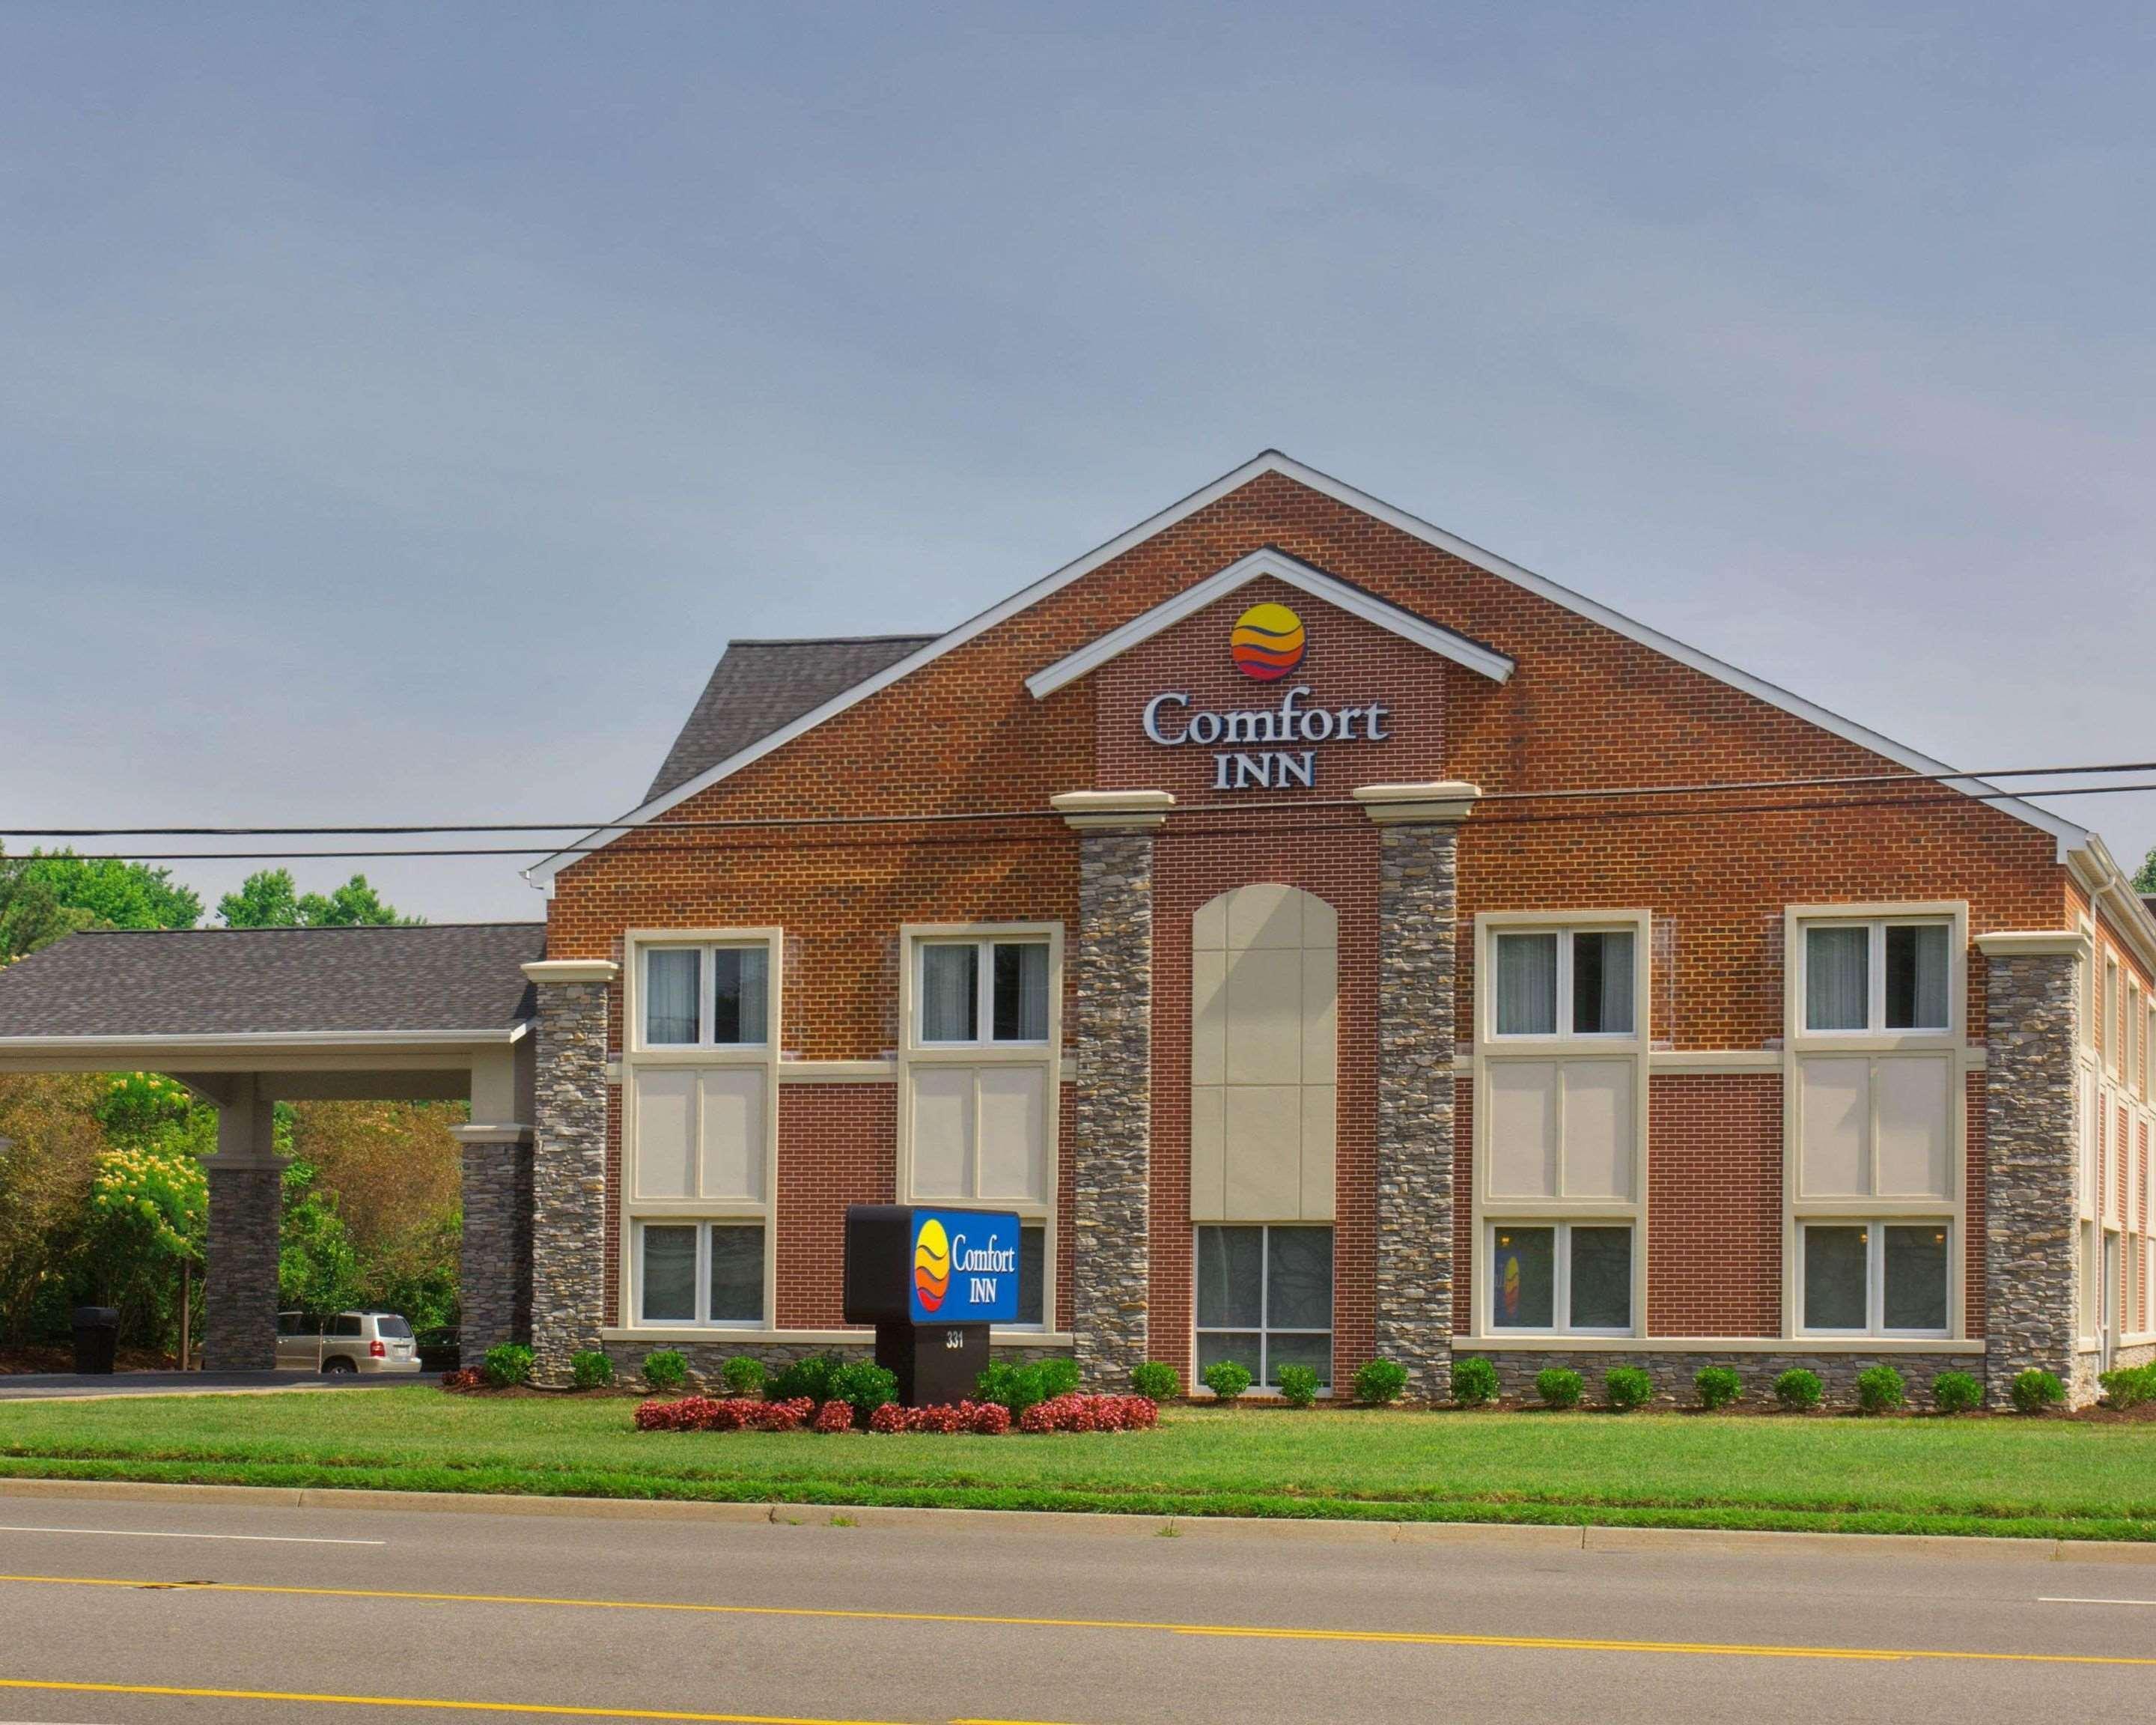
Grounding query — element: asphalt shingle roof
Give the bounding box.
[0,923,546,1040]
[645,635,939,804]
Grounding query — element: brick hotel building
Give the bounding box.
[3,452,2150,1405]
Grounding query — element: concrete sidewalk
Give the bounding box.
[0,1369,431,1401]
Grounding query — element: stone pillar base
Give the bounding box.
[204,1160,284,1372]
[526,960,617,1388]
[457,1129,535,1356]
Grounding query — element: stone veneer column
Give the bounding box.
[1978,930,2087,1407]
[455,1129,535,1355]
[523,958,618,1387]
[1356,782,1481,1404]
[204,1076,282,1372]
[1053,790,1175,1390]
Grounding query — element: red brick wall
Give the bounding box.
[1148,809,1380,1384]
[774,1083,896,1331]
[1645,1074,1782,1336]
[1965,1071,1988,1341]
[546,467,2081,1351]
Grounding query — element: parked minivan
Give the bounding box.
[274,1310,421,1375]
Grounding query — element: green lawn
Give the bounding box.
[1,1388,2151,1541]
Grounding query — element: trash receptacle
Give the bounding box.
[70,1306,119,1375]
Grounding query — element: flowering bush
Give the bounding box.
[748,1397,815,1432]
[636,1396,726,1432]
[969,1401,1011,1435]
[440,1368,485,1392]
[869,1403,910,1433]
[635,1396,814,1432]
[813,1398,856,1433]
[640,1393,1149,1435]
[1018,1393,1159,1433]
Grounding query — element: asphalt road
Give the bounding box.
[0,1491,2149,1724]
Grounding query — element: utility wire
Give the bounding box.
[6,758,2156,842]
[22,779,2156,862]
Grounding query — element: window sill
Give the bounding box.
[600,1327,1075,1348]
[1461,1335,1984,1354]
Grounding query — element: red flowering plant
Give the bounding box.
[813,1399,856,1433]
[440,1369,486,1393]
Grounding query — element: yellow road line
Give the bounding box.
[1,1571,2152,1670]
[0,1676,1022,1724]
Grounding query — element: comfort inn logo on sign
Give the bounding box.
[908,1208,1021,1324]
[1141,605,1392,790]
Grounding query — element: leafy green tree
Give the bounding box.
[278,1160,364,1315]
[2135,846,2156,895]
[0,848,201,964]
[85,1077,211,1348]
[217,869,418,929]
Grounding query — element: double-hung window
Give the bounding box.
[627,932,781,1333]
[1802,920,1949,1034]
[904,926,1059,1330]
[1799,1222,1949,1336]
[1195,1224,1333,1389]
[1490,928,1636,1038]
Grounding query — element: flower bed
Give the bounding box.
[633,1392,1156,1435]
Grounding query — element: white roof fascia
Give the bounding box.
[0,1027,528,1053]
[2065,836,2156,978]
[1023,547,1514,699]
[526,449,2089,883]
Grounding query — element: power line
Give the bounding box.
[19,779,2156,863]
[5,758,2156,842]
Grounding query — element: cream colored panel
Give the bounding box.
[1224,1085,1302,1218]
[1302,893,1339,949]
[1192,952,1228,1088]
[697,1068,767,1202]
[633,1068,696,1200]
[910,1065,975,1199]
[1228,883,1301,951]
[1875,1056,1950,1198]
[977,1065,1047,1202]
[1225,949,1304,1085]
[1487,1060,1559,1199]
[1300,948,1338,1086]
[1800,1056,1871,1198]
[1190,1085,1226,1222]
[1193,892,1228,954]
[1300,1084,1336,1220]
[1560,1060,1633,1200]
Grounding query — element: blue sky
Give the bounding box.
[4,4,2152,920]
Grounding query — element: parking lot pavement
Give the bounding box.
[0,1370,431,1401]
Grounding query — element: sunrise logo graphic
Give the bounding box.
[1228,601,1306,681]
[913,1215,951,1313]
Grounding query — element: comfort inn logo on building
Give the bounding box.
[2,450,2149,1409]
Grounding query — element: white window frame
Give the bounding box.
[1795,916,1956,1038]
[1482,1219,1637,1337]
[899,922,1063,1333]
[911,933,1054,1050]
[1485,925,1642,1042]
[1794,1219,1953,1340]
[630,1217,770,1330]
[1193,1222,1335,1391]
[621,928,784,1334]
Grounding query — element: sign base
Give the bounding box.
[874,1321,989,1408]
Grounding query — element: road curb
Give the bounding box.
[0,1474,2151,1563]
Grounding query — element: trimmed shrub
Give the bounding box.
[1604,1366,1653,1412]
[1354,1358,1410,1405]
[1535,1368,1583,1411]
[1037,1357,1082,1400]
[767,1351,844,1405]
[719,1356,767,1399]
[2098,1363,2156,1411]
[1931,1371,1983,1415]
[1773,1368,1822,1411]
[2011,1368,2065,1415]
[570,1350,615,1391]
[812,1398,856,1433]
[1855,1364,1905,1414]
[1276,1364,1320,1408]
[830,1360,900,1423]
[642,1350,688,1393]
[1450,1356,1500,1408]
[977,1360,1058,1417]
[1694,1366,1743,1411]
[481,1342,533,1389]
[1202,1360,1253,1403]
[1131,1361,1182,1403]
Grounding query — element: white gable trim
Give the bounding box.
[526,449,2089,885]
[1023,547,1514,699]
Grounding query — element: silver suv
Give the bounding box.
[275,1310,420,1375]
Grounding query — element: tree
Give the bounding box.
[0,847,201,964]
[2135,845,2156,895]
[217,869,419,930]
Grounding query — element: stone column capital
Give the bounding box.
[522,958,619,986]
[452,1123,536,1146]
[1353,782,1483,824]
[1051,789,1175,830]
[1974,929,2091,961]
